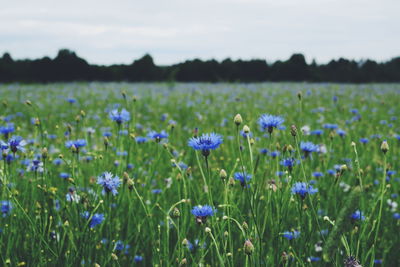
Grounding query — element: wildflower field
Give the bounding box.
[0,82,399,266]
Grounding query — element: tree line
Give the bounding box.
[0,49,399,83]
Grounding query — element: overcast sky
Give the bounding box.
[1,0,399,65]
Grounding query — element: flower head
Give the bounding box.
[191,205,215,224]
[1,200,12,217]
[97,172,121,196]
[350,210,365,221]
[82,211,105,228]
[234,172,252,187]
[300,141,319,157]
[282,230,300,240]
[0,123,14,139]
[258,114,284,134]
[291,182,318,199]
[8,136,27,153]
[188,133,223,157]
[65,139,87,153]
[280,158,297,172]
[147,131,168,142]
[109,109,130,124]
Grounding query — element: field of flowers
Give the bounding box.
[0,82,399,266]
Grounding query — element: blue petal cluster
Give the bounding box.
[8,136,27,153]
[258,114,284,133]
[291,182,318,198]
[234,172,252,187]
[191,205,215,224]
[282,230,300,240]
[82,211,105,228]
[147,130,168,141]
[350,210,365,221]
[97,172,121,196]
[65,139,87,150]
[300,141,319,155]
[1,200,12,217]
[109,109,130,124]
[188,133,223,156]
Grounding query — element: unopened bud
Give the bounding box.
[205,227,211,233]
[234,114,243,126]
[228,177,235,186]
[179,258,187,266]
[42,147,48,159]
[172,208,181,218]
[242,221,248,231]
[381,140,389,154]
[25,100,32,106]
[121,91,127,99]
[297,91,302,100]
[243,240,254,255]
[291,125,297,137]
[243,125,250,134]
[220,169,227,180]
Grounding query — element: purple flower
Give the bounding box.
[97,172,121,196]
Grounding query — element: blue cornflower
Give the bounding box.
[0,123,14,138]
[291,182,318,199]
[393,213,400,220]
[82,212,105,228]
[8,136,27,153]
[187,239,206,252]
[269,151,280,158]
[300,141,319,157]
[59,172,70,179]
[258,114,284,134]
[135,136,148,144]
[359,138,369,144]
[147,131,168,142]
[311,129,324,136]
[240,130,253,139]
[282,230,300,240]
[188,133,223,157]
[1,200,12,217]
[323,124,338,130]
[191,205,215,224]
[97,172,121,196]
[65,139,87,153]
[336,129,346,137]
[308,256,321,262]
[312,172,324,178]
[67,98,76,104]
[280,158,297,172]
[234,172,252,187]
[350,210,365,221]
[152,189,162,194]
[0,140,9,150]
[134,255,143,263]
[103,131,112,137]
[109,108,130,124]
[114,240,125,251]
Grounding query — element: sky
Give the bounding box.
[1,0,399,65]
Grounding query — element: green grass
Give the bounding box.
[0,82,399,266]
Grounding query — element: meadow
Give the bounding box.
[0,82,399,266]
